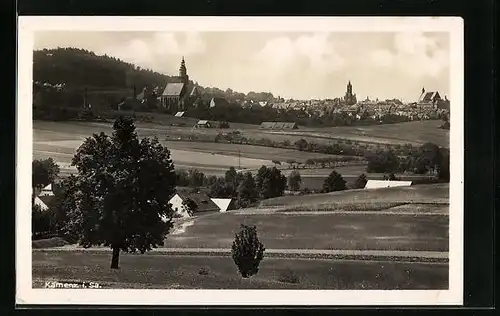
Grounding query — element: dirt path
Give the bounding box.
[34,246,448,263]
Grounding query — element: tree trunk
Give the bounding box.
[110,247,120,269]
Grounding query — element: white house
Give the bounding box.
[39,183,55,197]
[163,193,220,221]
[174,111,185,117]
[33,196,49,211]
[364,180,412,189]
[168,194,191,219]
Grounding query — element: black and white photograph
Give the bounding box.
[17,16,464,305]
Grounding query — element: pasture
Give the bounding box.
[34,121,346,177]
[162,183,449,251]
[31,178,449,290]
[261,120,450,148]
[163,212,448,252]
[32,251,448,289]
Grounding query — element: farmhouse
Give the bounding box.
[364,180,412,189]
[166,192,220,219]
[260,122,299,130]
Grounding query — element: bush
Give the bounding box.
[354,173,368,189]
[198,267,210,275]
[322,170,347,193]
[231,224,265,278]
[277,268,300,284]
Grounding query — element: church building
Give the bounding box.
[344,81,357,105]
[160,57,199,112]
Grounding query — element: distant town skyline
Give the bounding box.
[34,31,450,101]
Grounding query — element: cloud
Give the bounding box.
[369,32,449,78]
[254,33,346,73]
[104,32,206,72]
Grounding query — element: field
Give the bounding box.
[270,120,450,148]
[32,183,449,289]
[34,120,438,188]
[32,118,449,290]
[32,251,448,289]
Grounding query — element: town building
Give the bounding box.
[160,57,199,112]
[417,87,450,110]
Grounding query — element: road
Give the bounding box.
[34,246,448,263]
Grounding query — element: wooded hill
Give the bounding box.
[33,47,275,106]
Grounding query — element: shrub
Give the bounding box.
[322,170,347,193]
[354,173,368,189]
[198,267,210,276]
[277,268,300,284]
[231,224,265,278]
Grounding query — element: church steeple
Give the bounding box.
[178,56,189,85]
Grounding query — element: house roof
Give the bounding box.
[364,180,412,189]
[260,121,298,129]
[190,86,198,97]
[209,97,229,108]
[197,120,209,125]
[162,83,185,96]
[177,193,219,213]
[174,111,185,117]
[33,196,51,211]
[419,91,441,103]
[210,198,233,212]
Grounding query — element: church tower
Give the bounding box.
[344,80,357,105]
[347,81,353,95]
[179,56,189,85]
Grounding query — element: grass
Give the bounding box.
[162,211,448,252]
[32,251,448,289]
[260,183,449,207]
[274,120,450,148]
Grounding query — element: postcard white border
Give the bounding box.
[16,16,464,306]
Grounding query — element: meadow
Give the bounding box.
[105,111,450,148]
[32,251,448,289]
[34,119,438,189]
[266,120,450,148]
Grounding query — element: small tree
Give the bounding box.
[322,170,347,193]
[182,198,198,216]
[355,173,368,189]
[210,177,233,198]
[255,166,287,199]
[237,172,258,208]
[32,158,60,191]
[188,169,206,187]
[287,171,302,191]
[231,224,265,278]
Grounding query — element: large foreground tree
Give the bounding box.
[66,117,176,269]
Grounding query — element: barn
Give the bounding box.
[195,120,213,128]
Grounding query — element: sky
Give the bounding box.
[34,31,450,101]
